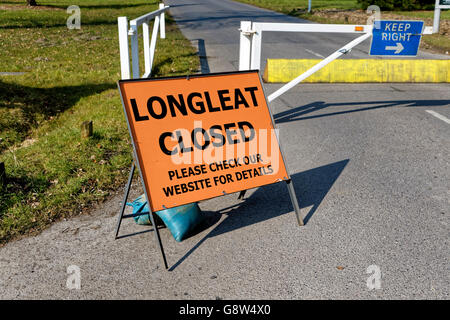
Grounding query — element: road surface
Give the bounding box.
[0,0,448,299]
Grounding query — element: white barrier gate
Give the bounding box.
[118,3,169,80]
[239,21,433,102]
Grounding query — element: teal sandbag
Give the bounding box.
[156,202,202,242]
[127,194,203,242]
[126,194,154,225]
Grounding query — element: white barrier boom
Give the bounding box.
[239,22,373,71]
[239,21,433,102]
[118,3,169,80]
[267,32,372,102]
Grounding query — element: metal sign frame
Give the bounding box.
[116,85,168,269]
[116,70,305,270]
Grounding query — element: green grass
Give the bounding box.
[237,0,359,13]
[236,0,450,17]
[422,33,450,53]
[236,0,357,13]
[0,0,199,243]
[235,0,450,53]
[396,10,450,19]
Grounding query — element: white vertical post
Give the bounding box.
[308,0,312,13]
[142,16,159,78]
[118,17,131,80]
[149,15,160,76]
[143,22,151,77]
[159,3,166,39]
[130,24,140,79]
[250,25,262,70]
[239,21,252,71]
[433,0,441,33]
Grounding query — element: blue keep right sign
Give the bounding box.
[370,20,424,56]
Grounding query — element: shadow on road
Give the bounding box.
[273,99,450,124]
[170,159,349,270]
[191,39,210,74]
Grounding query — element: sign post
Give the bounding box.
[434,0,450,33]
[117,70,304,269]
[370,20,424,56]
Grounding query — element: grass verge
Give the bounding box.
[0,0,199,243]
[236,0,450,54]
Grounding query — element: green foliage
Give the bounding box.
[235,0,358,13]
[356,0,436,10]
[234,0,450,53]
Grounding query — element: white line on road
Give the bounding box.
[305,48,325,58]
[425,110,450,125]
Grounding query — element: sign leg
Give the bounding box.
[144,194,169,270]
[115,162,136,239]
[114,162,169,270]
[135,167,169,269]
[285,179,304,226]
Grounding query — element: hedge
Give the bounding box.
[357,0,436,10]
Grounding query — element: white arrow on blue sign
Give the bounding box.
[370,20,424,56]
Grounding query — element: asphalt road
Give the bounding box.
[0,0,448,299]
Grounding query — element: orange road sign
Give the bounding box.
[118,70,290,212]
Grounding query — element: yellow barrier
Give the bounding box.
[263,59,450,83]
